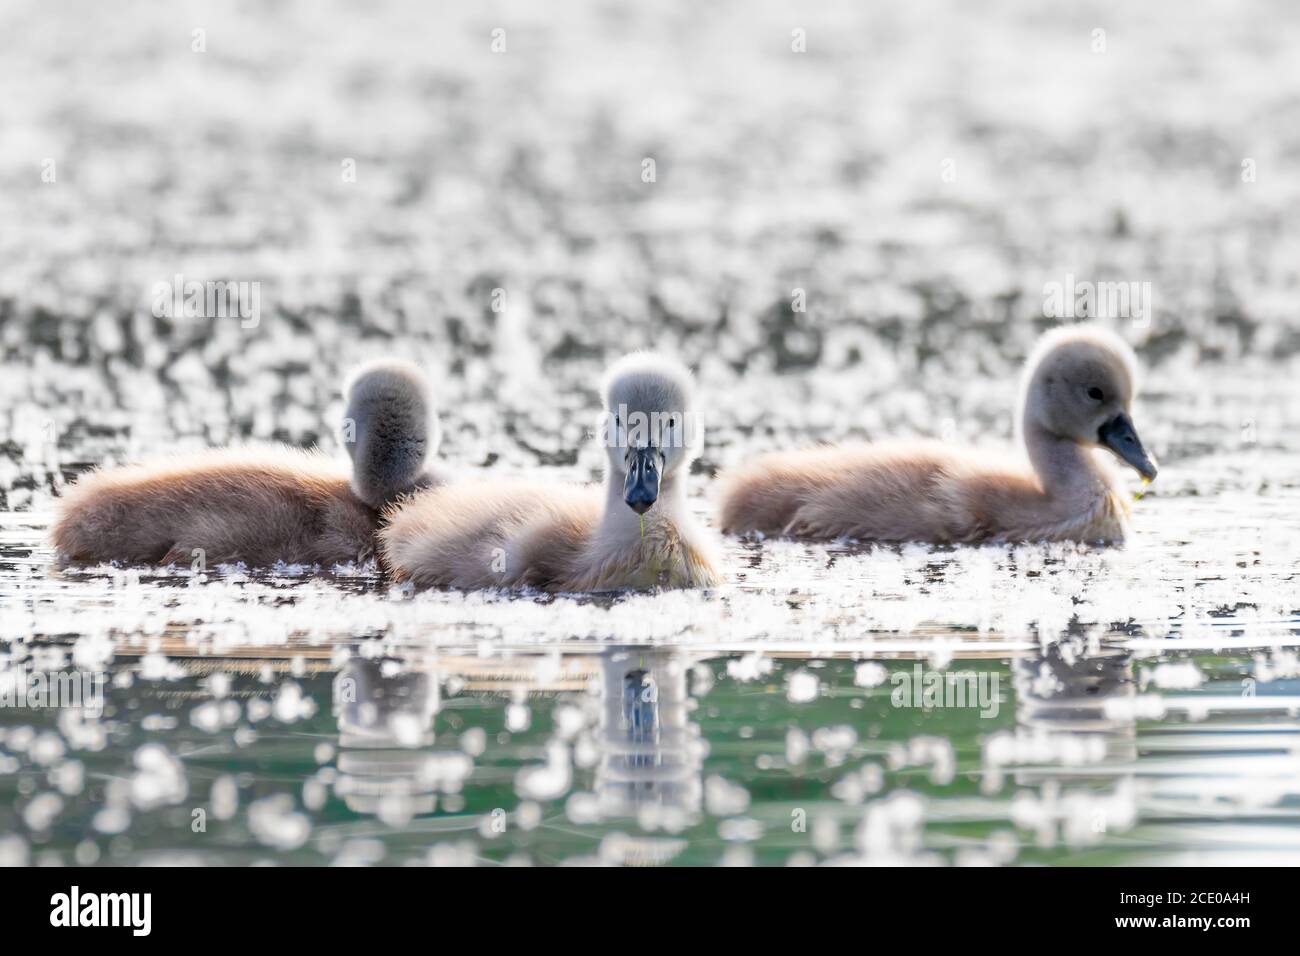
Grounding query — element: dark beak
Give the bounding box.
[623,447,661,514]
[1098,413,1158,481]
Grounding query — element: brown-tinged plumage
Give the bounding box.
[719,324,1159,545]
[51,360,440,568]
[380,352,723,592]
[51,447,377,567]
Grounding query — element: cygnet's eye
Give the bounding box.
[1087,387,1105,402]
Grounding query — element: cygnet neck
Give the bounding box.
[1021,419,1110,500]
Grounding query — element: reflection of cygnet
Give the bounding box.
[333,658,447,819]
[1016,646,1134,727]
[594,650,704,820]
[1013,645,1138,783]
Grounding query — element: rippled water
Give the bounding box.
[2,0,1299,865]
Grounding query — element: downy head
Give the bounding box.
[1019,325,1158,481]
[342,359,439,509]
[599,352,702,515]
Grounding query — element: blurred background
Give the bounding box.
[1,0,1298,498]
